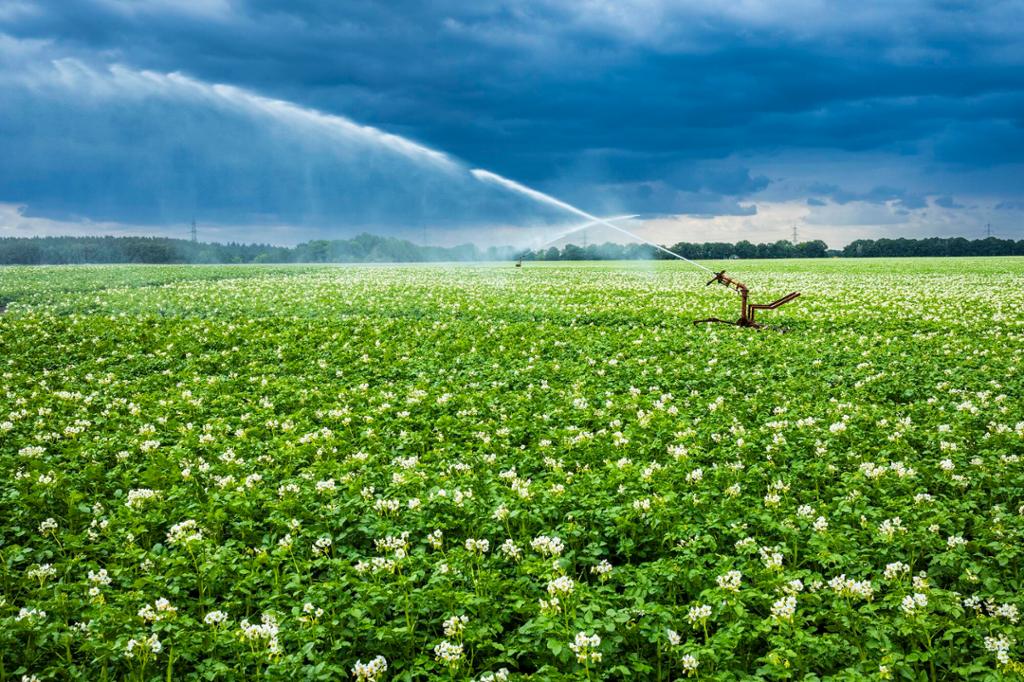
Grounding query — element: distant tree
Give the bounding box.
[733,240,757,259]
[561,244,585,260]
[796,240,828,258]
[705,242,734,259]
[597,242,625,260]
[624,243,656,260]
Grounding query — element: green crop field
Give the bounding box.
[1,258,1023,681]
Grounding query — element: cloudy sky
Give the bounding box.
[1,0,1022,247]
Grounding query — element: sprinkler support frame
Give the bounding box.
[693,271,800,329]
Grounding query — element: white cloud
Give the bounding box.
[637,201,808,244]
[0,202,161,237]
[0,203,347,245]
[578,198,1019,248]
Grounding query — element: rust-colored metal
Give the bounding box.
[693,270,800,329]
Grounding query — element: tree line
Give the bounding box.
[0,234,1021,265]
[518,239,832,261]
[840,237,1024,258]
[0,234,517,265]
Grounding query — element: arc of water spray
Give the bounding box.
[471,170,714,274]
[18,58,715,268]
[40,60,458,169]
[534,214,640,250]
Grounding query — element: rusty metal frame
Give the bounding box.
[693,271,800,329]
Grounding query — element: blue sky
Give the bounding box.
[1,0,1022,247]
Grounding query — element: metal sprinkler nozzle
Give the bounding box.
[693,271,800,330]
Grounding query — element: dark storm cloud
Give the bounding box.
[572,181,759,219]
[1,0,1023,237]
[0,57,569,232]
[807,183,929,210]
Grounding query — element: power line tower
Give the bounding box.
[986,223,992,238]
[190,219,198,244]
[791,225,798,244]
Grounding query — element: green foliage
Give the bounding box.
[0,258,1022,680]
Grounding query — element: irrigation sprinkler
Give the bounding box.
[470,170,801,330]
[693,271,800,329]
